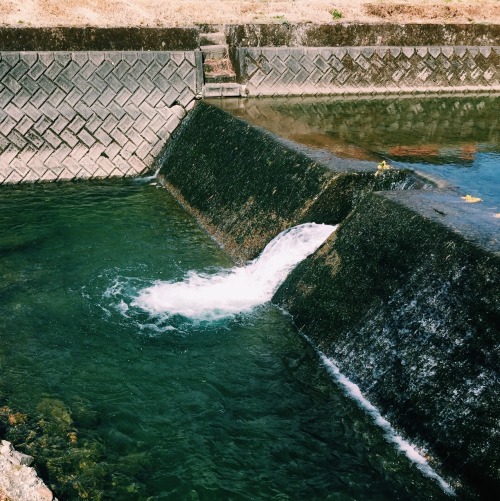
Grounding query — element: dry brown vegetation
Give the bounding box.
[364,1,500,22]
[0,0,499,27]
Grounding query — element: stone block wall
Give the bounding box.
[0,51,202,184]
[238,46,500,96]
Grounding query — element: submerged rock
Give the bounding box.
[0,397,110,500]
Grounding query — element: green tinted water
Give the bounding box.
[1,179,449,500]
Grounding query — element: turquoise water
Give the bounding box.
[0,179,450,500]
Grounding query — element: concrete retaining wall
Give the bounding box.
[1,25,500,184]
[237,46,500,96]
[0,50,202,184]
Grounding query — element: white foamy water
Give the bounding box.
[133,223,337,320]
[305,337,455,496]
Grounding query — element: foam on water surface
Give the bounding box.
[132,223,337,321]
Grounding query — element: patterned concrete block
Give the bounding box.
[238,46,500,96]
[0,51,201,184]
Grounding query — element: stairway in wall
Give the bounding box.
[199,28,243,97]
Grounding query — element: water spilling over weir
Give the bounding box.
[157,100,500,499]
[134,223,337,320]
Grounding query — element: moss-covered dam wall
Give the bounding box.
[159,101,500,498]
[158,101,415,262]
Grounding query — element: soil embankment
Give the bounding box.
[1,0,500,27]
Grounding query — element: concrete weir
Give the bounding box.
[158,101,500,498]
[158,101,416,261]
[275,191,500,497]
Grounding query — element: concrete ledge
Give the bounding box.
[227,23,500,50]
[0,27,200,51]
[203,83,245,98]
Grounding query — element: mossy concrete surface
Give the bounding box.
[158,102,499,497]
[158,101,413,262]
[227,22,500,49]
[273,190,500,498]
[0,27,199,51]
[1,23,498,52]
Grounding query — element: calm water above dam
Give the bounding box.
[218,94,500,209]
[0,179,451,499]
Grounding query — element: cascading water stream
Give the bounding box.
[133,222,337,320]
[120,220,453,495]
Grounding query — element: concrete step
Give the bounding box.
[200,44,228,60]
[203,83,246,98]
[203,58,236,83]
[205,73,237,84]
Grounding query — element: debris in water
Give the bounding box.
[461,195,482,203]
[377,160,392,171]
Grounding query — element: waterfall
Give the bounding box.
[133,223,336,320]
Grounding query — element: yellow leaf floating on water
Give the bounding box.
[461,195,482,203]
[377,160,392,171]
[494,213,500,219]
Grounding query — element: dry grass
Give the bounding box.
[204,58,236,77]
[1,0,499,27]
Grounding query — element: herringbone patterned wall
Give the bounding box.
[0,51,201,184]
[239,46,500,96]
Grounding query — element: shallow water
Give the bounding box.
[0,179,450,500]
[216,94,500,209]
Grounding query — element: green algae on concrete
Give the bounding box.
[158,101,414,262]
[273,190,500,498]
[226,23,500,50]
[0,27,199,51]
